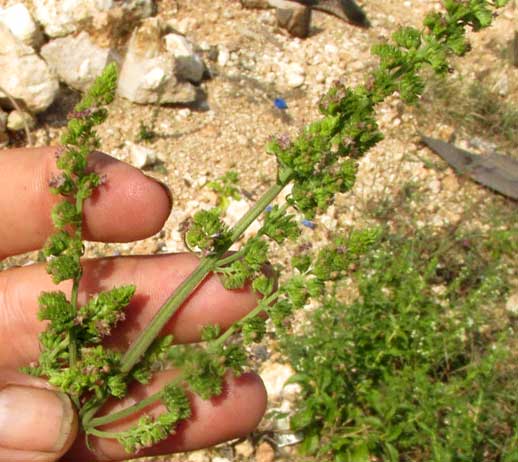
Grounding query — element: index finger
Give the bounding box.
[0,147,172,260]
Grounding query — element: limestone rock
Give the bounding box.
[164,33,205,83]
[271,0,311,38]
[117,18,197,105]
[285,62,305,88]
[125,141,158,168]
[260,362,300,401]
[0,3,43,48]
[32,0,155,38]
[41,31,117,92]
[235,440,254,458]
[0,24,59,113]
[7,109,36,131]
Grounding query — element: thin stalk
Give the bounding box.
[69,195,85,367]
[89,291,280,430]
[216,248,246,267]
[86,428,120,439]
[82,178,290,427]
[88,387,168,428]
[212,291,280,349]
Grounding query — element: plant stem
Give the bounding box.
[212,291,280,349]
[86,427,120,439]
[82,179,289,427]
[88,291,280,431]
[87,387,169,428]
[69,196,85,367]
[216,249,246,267]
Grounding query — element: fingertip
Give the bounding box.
[83,151,173,242]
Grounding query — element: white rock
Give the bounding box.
[164,33,205,83]
[0,3,43,47]
[506,292,518,317]
[41,32,117,92]
[217,45,230,66]
[260,362,300,401]
[0,24,59,113]
[429,178,441,194]
[234,440,254,458]
[117,18,197,104]
[125,141,158,168]
[7,109,36,131]
[32,0,155,38]
[187,450,210,462]
[176,108,191,119]
[285,62,305,88]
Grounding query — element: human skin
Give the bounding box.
[0,147,267,462]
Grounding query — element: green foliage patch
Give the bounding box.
[281,221,518,462]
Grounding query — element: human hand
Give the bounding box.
[0,147,267,462]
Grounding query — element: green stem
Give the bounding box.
[212,291,280,348]
[216,249,246,267]
[87,387,168,428]
[69,196,85,368]
[81,179,290,427]
[86,427,120,439]
[229,181,287,242]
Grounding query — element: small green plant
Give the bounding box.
[23,0,511,456]
[136,120,157,143]
[207,170,241,211]
[281,220,517,462]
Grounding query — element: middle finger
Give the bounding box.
[0,253,258,368]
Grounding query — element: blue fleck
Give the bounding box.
[265,205,273,212]
[274,98,288,110]
[301,219,316,229]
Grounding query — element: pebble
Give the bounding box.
[260,362,300,401]
[234,440,254,458]
[187,450,210,462]
[218,46,230,66]
[255,442,275,462]
[442,174,460,192]
[125,141,158,168]
[285,62,305,88]
[315,70,325,83]
[7,110,36,131]
[506,292,518,317]
[428,178,441,194]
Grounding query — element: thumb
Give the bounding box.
[0,369,78,462]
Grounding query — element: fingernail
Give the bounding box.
[0,385,75,452]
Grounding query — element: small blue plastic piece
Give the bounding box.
[301,219,316,229]
[265,205,273,212]
[274,98,288,110]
